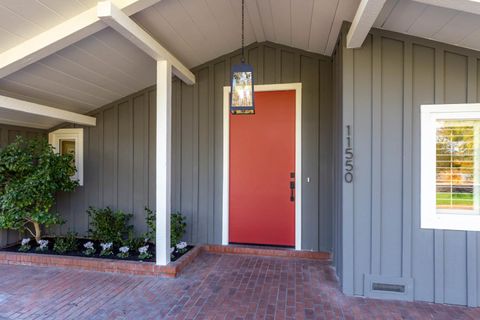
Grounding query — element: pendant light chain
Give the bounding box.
[230,0,254,115]
[241,0,245,63]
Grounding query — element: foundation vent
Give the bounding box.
[364,275,413,301]
[372,282,405,293]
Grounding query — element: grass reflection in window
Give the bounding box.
[436,121,478,211]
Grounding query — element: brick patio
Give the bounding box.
[0,252,479,320]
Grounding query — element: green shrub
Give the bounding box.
[87,207,133,245]
[144,207,155,242]
[0,137,78,241]
[123,230,145,252]
[171,212,186,247]
[53,232,77,254]
[143,208,187,246]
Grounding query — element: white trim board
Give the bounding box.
[222,83,302,250]
[49,128,84,186]
[421,103,480,232]
[0,95,96,127]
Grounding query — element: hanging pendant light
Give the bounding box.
[230,0,255,115]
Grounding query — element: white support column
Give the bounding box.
[156,60,172,266]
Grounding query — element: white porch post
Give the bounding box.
[156,60,172,266]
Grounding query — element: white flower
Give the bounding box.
[144,238,149,243]
[37,240,49,249]
[119,246,129,253]
[84,241,94,250]
[21,238,30,246]
[170,247,175,253]
[176,241,187,250]
[100,242,112,251]
[138,245,149,254]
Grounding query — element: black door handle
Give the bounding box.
[290,178,295,202]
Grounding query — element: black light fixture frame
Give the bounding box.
[230,0,255,115]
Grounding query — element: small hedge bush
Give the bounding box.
[143,208,187,247]
[53,232,78,254]
[171,212,186,247]
[87,207,133,245]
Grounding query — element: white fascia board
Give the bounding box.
[0,95,96,127]
[0,0,163,79]
[0,117,51,130]
[412,0,480,15]
[347,0,387,49]
[98,1,196,85]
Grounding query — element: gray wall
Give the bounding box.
[0,124,46,247]
[56,41,335,251]
[339,25,480,306]
[53,88,157,237]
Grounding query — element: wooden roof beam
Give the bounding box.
[347,0,387,49]
[0,0,163,79]
[0,95,96,127]
[97,0,196,85]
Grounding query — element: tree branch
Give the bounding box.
[23,224,35,238]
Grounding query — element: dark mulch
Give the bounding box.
[1,237,194,263]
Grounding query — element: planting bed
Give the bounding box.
[0,241,201,277]
[1,237,193,263]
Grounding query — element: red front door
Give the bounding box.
[229,90,295,247]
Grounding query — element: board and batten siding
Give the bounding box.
[339,25,480,306]
[55,41,335,251]
[53,90,157,237]
[0,124,46,247]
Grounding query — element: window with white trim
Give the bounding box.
[421,104,480,231]
[48,128,84,186]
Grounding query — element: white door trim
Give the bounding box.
[222,83,302,250]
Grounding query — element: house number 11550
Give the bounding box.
[344,125,353,183]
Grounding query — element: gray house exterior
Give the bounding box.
[48,41,335,252]
[335,24,480,307]
[2,0,480,309]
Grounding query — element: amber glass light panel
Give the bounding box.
[436,120,480,213]
[231,71,252,107]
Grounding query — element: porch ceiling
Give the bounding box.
[376,0,480,50]
[0,27,156,115]
[1,0,480,130]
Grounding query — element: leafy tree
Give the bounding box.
[0,136,78,241]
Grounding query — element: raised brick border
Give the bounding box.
[0,244,330,278]
[0,245,203,278]
[203,244,332,261]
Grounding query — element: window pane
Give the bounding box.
[436,121,479,212]
[60,140,76,157]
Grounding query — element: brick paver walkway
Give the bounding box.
[0,252,479,319]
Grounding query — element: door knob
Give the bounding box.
[290,173,295,202]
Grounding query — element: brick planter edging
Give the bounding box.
[203,244,332,261]
[0,244,331,277]
[0,245,203,278]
